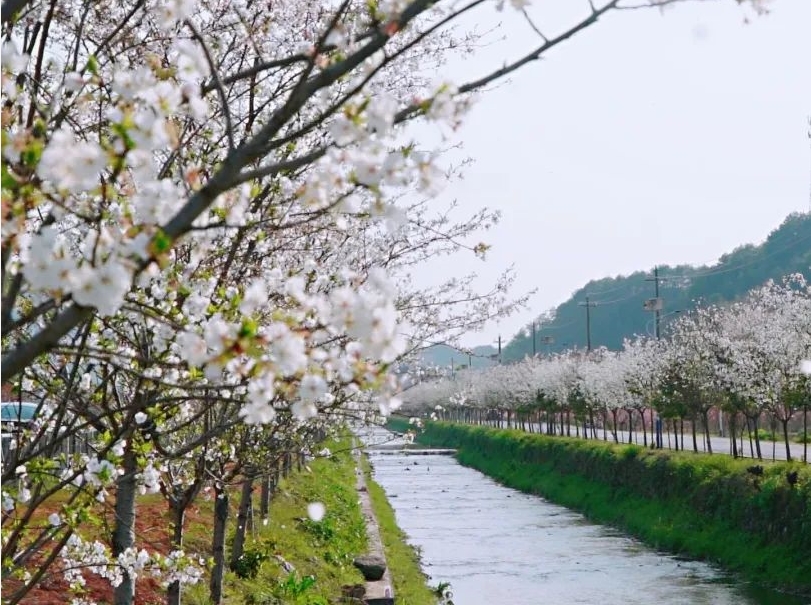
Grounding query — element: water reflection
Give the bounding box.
[368,444,806,605]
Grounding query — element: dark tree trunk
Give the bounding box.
[260,475,273,523]
[639,410,648,447]
[752,415,763,459]
[230,475,255,570]
[113,445,138,605]
[167,504,185,605]
[781,418,792,462]
[702,410,713,454]
[627,410,633,443]
[691,416,698,452]
[209,485,229,605]
[611,409,619,443]
[746,416,754,458]
[729,413,738,458]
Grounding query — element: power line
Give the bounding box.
[665,230,811,281]
[591,289,645,306]
[582,281,635,297]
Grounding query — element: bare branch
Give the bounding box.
[186,20,236,151]
[521,8,548,43]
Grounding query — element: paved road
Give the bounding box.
[478,421,809,463]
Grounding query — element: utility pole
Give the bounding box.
[807,116,811,212]
[578,297,597,352]
[531,321,537,357]
[645,266,664,339]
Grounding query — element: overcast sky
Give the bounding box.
[417,0,811,348]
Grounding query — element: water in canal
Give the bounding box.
[367,443,807,605]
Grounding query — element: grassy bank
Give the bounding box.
[403,421,811,596]
[181,437,438,605]
[184,438,366,604]
[361,456,439,605]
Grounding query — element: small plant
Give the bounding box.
[433,581,455,605]
[276,572,323,603]
[231,547,270,579]
[303,516,337,543]
[621,444,642,460]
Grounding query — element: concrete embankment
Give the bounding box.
[399,420,811,597]
[353,449,395,604]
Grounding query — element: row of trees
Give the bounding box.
[403,275,811,462]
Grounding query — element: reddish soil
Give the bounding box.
[2,498,211,605]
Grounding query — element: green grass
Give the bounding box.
[386,416,413,434]
[185,437,367,605]
[361,456,438,605]
[413,422,811,598]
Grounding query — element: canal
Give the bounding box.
[366,435,806,605]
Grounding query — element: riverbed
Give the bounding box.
[367,441,805,605]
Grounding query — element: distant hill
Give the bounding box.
[501,212,811,361]
[418,344,499,371]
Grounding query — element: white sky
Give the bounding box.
[418,0,811,348]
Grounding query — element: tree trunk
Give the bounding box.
[260,475,273,524]
[691,416,698,452]
[746,416,754,458]
[640,410,647,447]
[167,503,186,605]
[781,418,792,462]
[611,409,619,443]
[702,410,713,454]
[804,404,808,464]
[627,410,633,444]
[113,445,138,605]
[729,413,737,458]
[753,415,762,460]
[230,475,255,570]
[209,485,229,605]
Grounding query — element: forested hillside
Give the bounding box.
[502,212,811,361]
